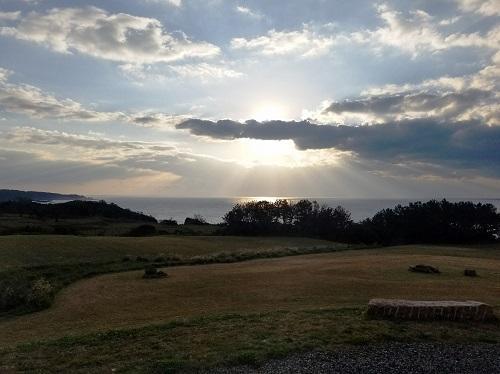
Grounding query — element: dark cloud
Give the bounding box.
[324,89,493,119]
[177,118,500,175]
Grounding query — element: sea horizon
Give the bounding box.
[92,195,500,224]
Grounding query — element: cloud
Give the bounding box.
[311,50,500,126]
[0,69,188,127]
[119,60,243,83]
[456,0,500,16]
[0,78,127,122]
[351,3,499,56]
[2,126,499,198]
[323,89,493,123]
[0,11,20,21]
[168,63,244,80]
[0,67,11,82]
[231,24,336,57]
[0,6,219,64]
[0,126,190,194]
[176,118,500,177]
[0,148,180,195]
[129,113,187,128]
[229,3,498,59]
[2,126,176,153]
[145,0,182,7]
[235,6,263,19]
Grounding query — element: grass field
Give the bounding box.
[0,241,499,372]
[0,235,333,270]
[1,245,499,346]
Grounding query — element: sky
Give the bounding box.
[0,0,498,198]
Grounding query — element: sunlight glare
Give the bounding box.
[237,139,341,168]
[251,103,289,121]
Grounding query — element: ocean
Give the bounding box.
[95,197,500,224]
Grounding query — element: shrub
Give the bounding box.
[26,278,54,308]
[0,283,21,311]
[184,214,208,225]
[160,219,178,226]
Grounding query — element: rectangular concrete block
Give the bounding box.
[367,299,496,321]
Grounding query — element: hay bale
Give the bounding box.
[464,269,478,277]
[409,264,440,274]
[367,299,496,322]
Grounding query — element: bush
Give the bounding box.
[160,219,178,226]
[0,275,54,312]
[184,215,208,225]
[0,283,21,311]
[26,278,54,308]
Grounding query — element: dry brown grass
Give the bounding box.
[1,245,499,347]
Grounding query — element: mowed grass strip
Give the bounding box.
[1,308,499,373]
[1,247,499,347]
[0,235,333,269]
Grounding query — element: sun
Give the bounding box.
[250,103,289,121]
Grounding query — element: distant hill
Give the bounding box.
[0,199,157,222]
[0,189,87,202]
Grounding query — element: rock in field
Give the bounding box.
[464,269,478,277]
[142,265,168,279]
[409,264,440,274]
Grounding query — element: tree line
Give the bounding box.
[0,199,157,222]
[222,199,500,244]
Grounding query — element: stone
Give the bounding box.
[409,264,440,274]
[464,269,478,277]
[142,265,168,279]
[367,299,496,321]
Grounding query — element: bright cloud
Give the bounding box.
[0,7,219,64]
[231,24,336,57]
[235,5,263,19]
[456,0,500,16]
[352,4,500,56]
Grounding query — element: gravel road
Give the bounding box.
[202,343,500,373]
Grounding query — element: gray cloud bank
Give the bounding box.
[325,89,492,121]
[177,118,500,176]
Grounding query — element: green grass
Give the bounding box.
[0,308,498,373]
[0,235,334,270]
[0,235,343,315]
